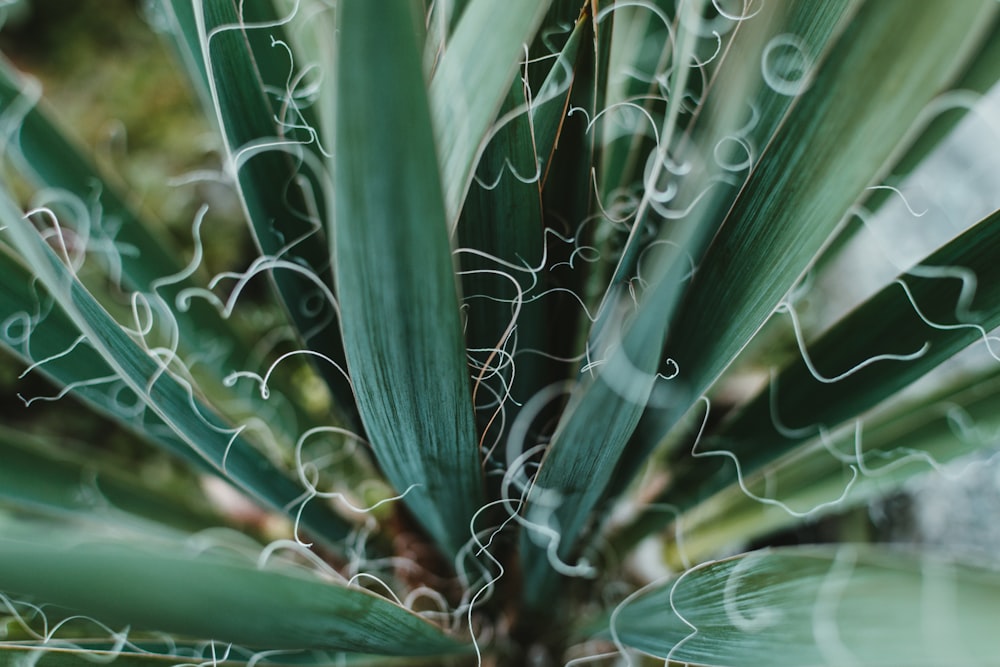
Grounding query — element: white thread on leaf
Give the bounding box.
[761,33,814,96]
[778,300,931,384]
[691,397,860,517]
[895,278,1000,361]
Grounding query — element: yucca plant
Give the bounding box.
[1,0,1000,664]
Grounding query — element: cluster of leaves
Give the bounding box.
[1,0,1000,665]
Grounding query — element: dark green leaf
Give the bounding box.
[332,0,484,560]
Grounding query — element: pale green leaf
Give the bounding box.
[656,368,1000,566]
[0,425,222,533]
[668,207,1000,512]
[614,206,1000,553]
[0,523,467,657]
[599,546,1000,667]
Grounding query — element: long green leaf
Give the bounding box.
[531,13,585,194]
[151,0,214,116]
[429,0,552,228]
[332,0,484,560]
[0,192,352,547]
[652,0,858,264]
[0,426,222,533]
[515,14,591,383]
[518,249,691,610]
[193,0,358,424]
[0,646,247,667]
[598,546,1000,666]
[0,523,467,657]
[659,368,1000,566]
[0,55,313,457]
[644,0,996,450]
[456,81,546,468]
[0,645,424,667]
[517,0,705,611]
[0,244,212,474]
[614,209,1000,550]
[0,56,193,311]
[600,1,990,519]
[666,207,1000,512]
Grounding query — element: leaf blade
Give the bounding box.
[651,0,998,445]
[598,546,1000,667]
[670,207,1000,512]
[0,523,467,657]
[332,0,484,560]
[0,426,222,533]
[429,0,552,227]
[194,0,358,423]
[0,192,353,547]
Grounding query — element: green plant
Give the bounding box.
[1,0,1000,664]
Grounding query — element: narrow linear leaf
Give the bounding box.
[539,5,608,240]
[669,207,1000,510]
[0,646,249,667]
[0,59,229,371]
[153,0,213,115]
[518,1,704,609]
[524,14,592,374]
[194,0,358,423]
[657,368,1000,566]
[649,0,997,447]
[599,546,1000,667]
[333,0,484,560]
[0,644,445,667]
[613,207,1000,554]
[530,14,584,190]
[0,193,353,547]
[429,0,552,227]
[457,81,546,466]
[0,524,467,657]
[0,55,310,453]
[653,0,859,264]
[597,0,686,203]
[0,56,194,309]
[0,426,222,533]
[0,244,213,475]
[519,252,691,610]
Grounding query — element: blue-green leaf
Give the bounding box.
[643,0,997,458]
[429,0,552,227]
[0,522,467,657]
[599,546,1000,666]
[0,191,352,547]
[332,0,484,560]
